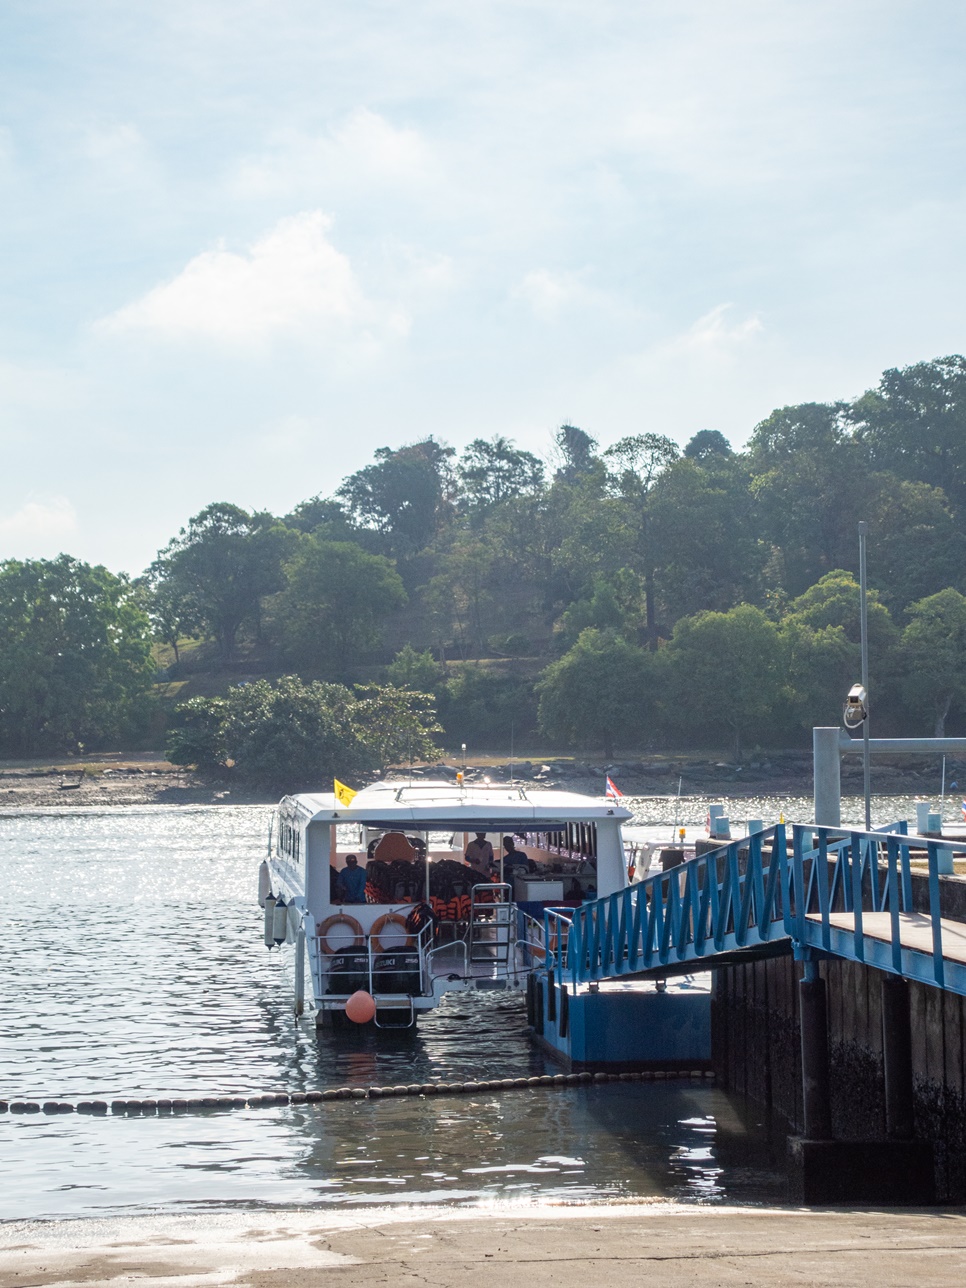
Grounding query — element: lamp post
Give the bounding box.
[843,523,872,829]
[858,522,871,830]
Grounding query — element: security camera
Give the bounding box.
[843,683,868,729]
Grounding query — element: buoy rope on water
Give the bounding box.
[0,1070,715,1115]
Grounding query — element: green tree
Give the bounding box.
[602,433,680,646]
[778,618,855,734]
[900,589,966,736]
[336,437,455,557]
[684,429,733,461]
[150,503,296,662]
[536,628,651,757]
[351,683,444,768]
[747,403,874,596]
[660,605,782,759]
[786,570,897,657]
[424,535,495,660]
[457,436,545,511]
[648,455,766,625]
[164,695,228,772]
[866,479,966,613]
[138,573,200,666]
[779,571,899,732]
[0,556,156,756]
[851,356,966,510]
[168,677,442,790]
[554,571,643,651]
[275,537,407,674]
[283,495,358,540]
[552,423,600,483]
[386,643,440,691]
[437,664,539,748]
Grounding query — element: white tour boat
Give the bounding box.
[259,778,634,1029]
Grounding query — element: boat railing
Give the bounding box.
[425,934,469,982]
[517,907,554,969]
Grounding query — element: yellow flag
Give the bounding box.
[334,779,357,807]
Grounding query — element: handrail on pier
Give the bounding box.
[543,823,966,999]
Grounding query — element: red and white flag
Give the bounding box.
[605,776,623,799]
[961,799,966,822]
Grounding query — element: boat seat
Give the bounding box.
[373,832,417,862]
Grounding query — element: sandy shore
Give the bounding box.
[0,752,827,811]
[0,756,269,809]
[3,1203,966,1286]
[0,746,934,811]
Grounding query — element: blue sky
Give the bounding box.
[2,0,965,575]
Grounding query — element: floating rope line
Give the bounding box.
[0,1069,714,1116]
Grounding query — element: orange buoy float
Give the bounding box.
[345,990,376,1023]
[369,912,414,952]
[317,913,365,953]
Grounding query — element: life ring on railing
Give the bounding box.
[370,912,414,952]
[317,913,365,953]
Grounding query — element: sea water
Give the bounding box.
[0,795,926,1220]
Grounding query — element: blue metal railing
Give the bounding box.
[541,823,966,998]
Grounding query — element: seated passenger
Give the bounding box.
[337,854,367,903]
[502,835,531,874]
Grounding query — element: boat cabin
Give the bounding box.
[263,780,633,1027]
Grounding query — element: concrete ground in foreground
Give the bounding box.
[2,1203,966,1287]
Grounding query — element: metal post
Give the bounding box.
[858,521,871,830]
[294,923,306,1017]
[881,975,914,1139]
[813,727,842,827]
[800,960,832,1139]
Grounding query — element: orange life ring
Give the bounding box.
[370,912,414,952]
[317,913,365,953]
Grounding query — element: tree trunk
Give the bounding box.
[934,694,952,739]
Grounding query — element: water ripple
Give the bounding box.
[0,803,795,1219]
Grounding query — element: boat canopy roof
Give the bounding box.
[286,779,633,832]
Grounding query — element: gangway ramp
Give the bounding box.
[542,823,966,999]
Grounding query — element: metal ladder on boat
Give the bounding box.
[467,882,513,974]
[372,995,416,1028]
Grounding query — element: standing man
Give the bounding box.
[464,832,495,878]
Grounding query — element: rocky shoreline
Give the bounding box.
[0,747,953,809]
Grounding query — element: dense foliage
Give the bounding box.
[166,677,442,789]
[5,352,966,762]
[0,556,156,755]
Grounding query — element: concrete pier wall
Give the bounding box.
[712,956,966,1200]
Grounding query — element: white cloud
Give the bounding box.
[514,269,582,320]
[513,268,634,324]
[660,304,763,360]
[230,110,433,201]
[98,211,408,346]
[79,122,146,163]
[0,496,78,552]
